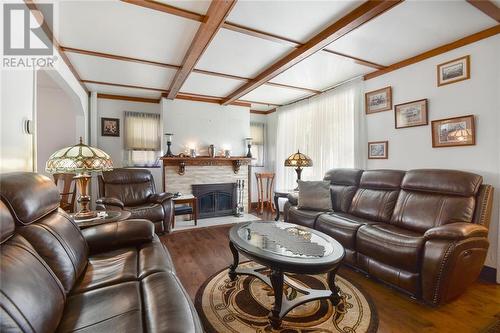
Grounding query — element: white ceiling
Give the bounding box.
[45,0,498,112]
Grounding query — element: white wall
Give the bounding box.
[0,69,35,173]
[162,99,250,157]
[36,71,85,176]
[94,98,162,188]
[364,35,500,277]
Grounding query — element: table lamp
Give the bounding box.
[46,137,113,219]
[284,150,313,189]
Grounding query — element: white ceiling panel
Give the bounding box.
[196,29,293,78]
[227,0,363,43]
[327,0,497,65]
[86,83,161,99]
[156,0,211,15]
[270,51,371,91]
[67,53,176,90]
[241,85,310,106]
[55,0,200,65]
[181,73,244,97]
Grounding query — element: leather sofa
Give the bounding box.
[97,168,174,234]
[0,172,202,332]
[284,168,494,305]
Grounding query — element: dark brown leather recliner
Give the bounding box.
[285,168,494,305]
[0,172,202,332]
[97,168,174,234]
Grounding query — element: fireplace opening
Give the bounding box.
[192,183,237,219]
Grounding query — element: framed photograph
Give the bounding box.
[365,86,392,114]
[437,55,470,86]
[368,141,388,159]
[101,118,120,137]
[395,99,428,129]
[431,115,475,148]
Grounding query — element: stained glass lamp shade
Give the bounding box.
[284,150,312,188]
[46,138,113,219]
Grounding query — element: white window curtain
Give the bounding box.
[124,112,161,167]
[250,122,265,167]
[275,78,365,190]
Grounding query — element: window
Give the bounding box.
[250,122,265,167]
[124,111,161,167]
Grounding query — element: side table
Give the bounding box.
[274,189,297,221]
[173,195,198,228]
[71,210,131,229]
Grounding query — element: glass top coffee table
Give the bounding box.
[228,221,345,329]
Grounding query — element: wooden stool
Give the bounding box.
[255,172,276,214]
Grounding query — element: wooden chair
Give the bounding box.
[255,172,276,214]
[53,173,77,213]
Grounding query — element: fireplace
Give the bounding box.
[192,183,237,219]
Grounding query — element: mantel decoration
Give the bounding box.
[285,150,313,189]
[245,137,253,158]
[46,137,113,219]
[164,133,174,157]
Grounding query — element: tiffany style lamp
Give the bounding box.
[284,150,313,189]
[46,138,113,219]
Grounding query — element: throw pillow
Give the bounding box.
[297,180,332,211]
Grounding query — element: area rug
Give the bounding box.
[195,261,378,333]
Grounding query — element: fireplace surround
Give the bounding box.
[192,183,237,218]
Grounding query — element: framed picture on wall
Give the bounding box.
[368,141,388,159]
[437,55,470,86]
[101,118,120,137]
[394,99,428,129]
[365,86,392,114]
[431,115,475,148]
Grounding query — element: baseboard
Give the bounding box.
[479,266,497,283]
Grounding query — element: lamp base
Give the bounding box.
[74,173,96,220]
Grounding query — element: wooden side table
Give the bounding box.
[173,195,198,228]
[274,189,297,221]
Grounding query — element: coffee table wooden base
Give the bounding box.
[228,241,342,329]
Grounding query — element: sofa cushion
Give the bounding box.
[287,207,324,228]
[1,234,65,333]
[401,169,482,196]
[316,213,376,250]
[349,170,404,222]
[141,272,203,332]
[297,180,332,211]
[58,281,143,333]
[17,210,88,294]
[73,237,174,293]
[127,203,165,222]
[357,224,425,272]
[324,168,363,212]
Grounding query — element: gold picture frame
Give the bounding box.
[368,141,388,159]
[437,55,470,87]
[431,115,475,148]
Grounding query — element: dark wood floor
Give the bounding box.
[160,209,500,333]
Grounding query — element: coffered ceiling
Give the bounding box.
[34,0,499,112]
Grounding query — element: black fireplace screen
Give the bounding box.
[192,183,237,218]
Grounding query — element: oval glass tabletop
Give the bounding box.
[235,221,338,259]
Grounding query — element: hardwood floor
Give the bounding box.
[160,209,500,333]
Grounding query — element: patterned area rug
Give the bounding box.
[195,261,378,333]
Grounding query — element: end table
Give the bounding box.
[273,189,298,221]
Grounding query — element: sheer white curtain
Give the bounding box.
[124,112,161,167]
[275,79,365,189]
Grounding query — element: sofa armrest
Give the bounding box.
[82,219,155,254]
[424,222,488,241]
[96,197,124,209]
[149,192,174,204]
[287,192,299,206]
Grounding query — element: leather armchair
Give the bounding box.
[97,168,174,234]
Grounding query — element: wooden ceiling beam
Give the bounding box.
[24,1,88,93]
[364,25,500,80]
[166,0,236,99]
[221,0,402,105]
[120,0,385,70]
[82,80,168,92]
[466,0,500,22]
[97,93,160,104]
[61,46,319,93]
[250,108,276,115]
